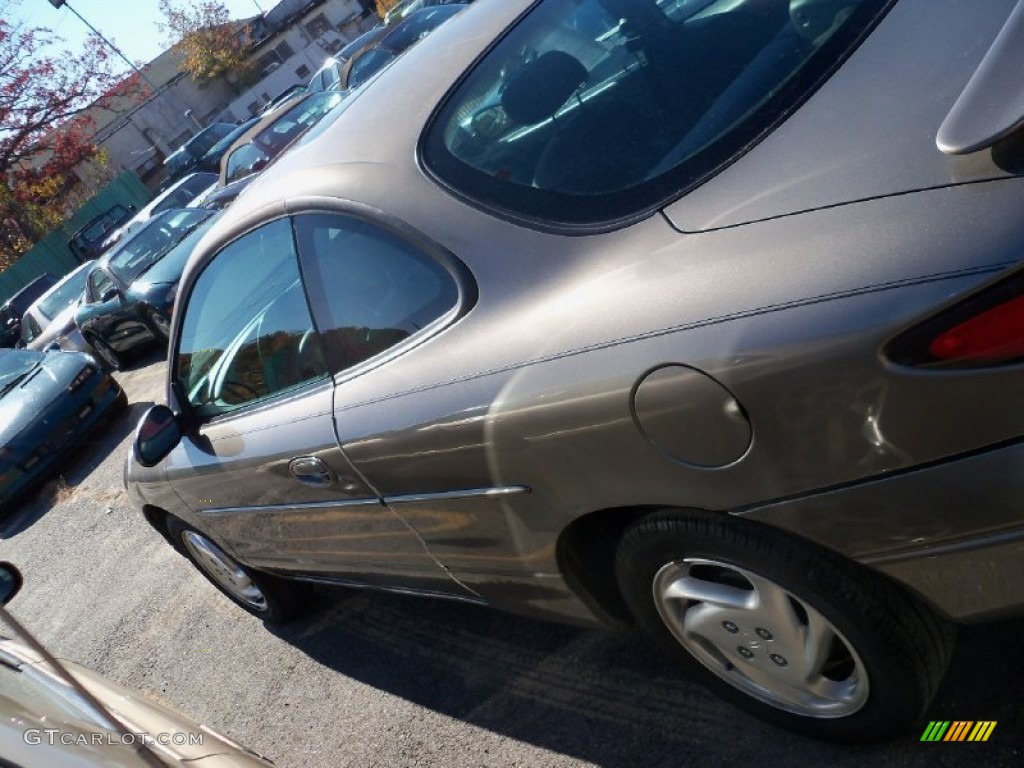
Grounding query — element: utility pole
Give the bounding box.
[45,0,161,97]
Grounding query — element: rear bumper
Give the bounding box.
[739,439,1024,622]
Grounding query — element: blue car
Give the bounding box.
[0,349,125,511]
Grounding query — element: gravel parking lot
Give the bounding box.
[1,352,1021,767]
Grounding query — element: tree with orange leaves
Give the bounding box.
[158,0,256,85]
[0,16,123,268]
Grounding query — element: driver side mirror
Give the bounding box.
[100,286,120,303]
[0,563,23,605]
[133,405,182,467]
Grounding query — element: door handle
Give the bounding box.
[288,456,336,487]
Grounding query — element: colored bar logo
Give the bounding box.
[920,721,997,742]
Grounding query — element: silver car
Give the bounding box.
[127,0,1024,743]
[19,261,94,355]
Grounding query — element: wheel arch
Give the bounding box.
[555,504,711,627]
[140,503,175,547]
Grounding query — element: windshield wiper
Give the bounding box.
[0,372,31,398]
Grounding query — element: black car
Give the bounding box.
[195,118,259,173]
[162,123,236,186]
[0,348,124,511]
[0,274,59,348]
[67,204,136,263]
[75,209,217,369]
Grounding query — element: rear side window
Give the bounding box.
[294,213,460,376]
[423,0,891,228]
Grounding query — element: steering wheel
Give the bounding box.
[220,379,260,403]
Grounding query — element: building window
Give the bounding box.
[276,40,295,60]
[305,13,332,39]
[295,64,310,79]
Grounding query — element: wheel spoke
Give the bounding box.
[662,572,752,610]
[802,606,837,680]
[746,573,805,646]
[680,600,731,642]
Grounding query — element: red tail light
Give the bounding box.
[927,294,1024,362]
[886,270,1024,368]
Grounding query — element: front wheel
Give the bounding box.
[166,517,307,623]
[615,509,954,743]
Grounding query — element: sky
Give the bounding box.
[7,0,275,70]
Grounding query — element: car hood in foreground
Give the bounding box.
[0,636,272,766]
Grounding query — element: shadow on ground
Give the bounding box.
[270,588,1023,767]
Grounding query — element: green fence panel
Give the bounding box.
[0,171,151,304]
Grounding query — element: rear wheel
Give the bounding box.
[166,517,307,623]
[615,509,954,742]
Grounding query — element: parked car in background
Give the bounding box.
[128,0,1024,744]
[101,172,218,251]
[384,0,469,25]
[217,91,345,188]
[195,118,260,173]
[199,175,257,211]
[258,85,308,115]
[339,5,466,91]
[0,274,59,348]
[0,563,274,766]
[306,27,383,92]
[162,123,236,186]
[67,204,136,263]
[0,348,124,510]
[19,261,94,355]
[77,208,216,370]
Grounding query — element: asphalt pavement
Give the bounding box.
[0,351,1021,767]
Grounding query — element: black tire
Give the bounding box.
[87,334,122,371]
[615,509,954,743]
[166,516,307,623]
[146,307,172,341]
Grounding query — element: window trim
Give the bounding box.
[418,0,897,235]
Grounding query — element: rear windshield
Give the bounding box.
[36,265,90,321]
[423,0,891,229]
[74,206,129,245]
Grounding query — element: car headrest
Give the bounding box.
[790,0,860,43]
[501,51,588,125]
